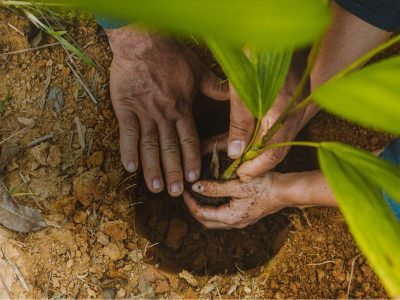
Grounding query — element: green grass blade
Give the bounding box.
[321,142,400,205]
[250,47,292,117]
[40,0,331,48]
[312,55,400,135]
[319,147,400,297]
[206,39,259,117]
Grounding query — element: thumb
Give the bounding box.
[114,108,140,173]
[200,68,229,100]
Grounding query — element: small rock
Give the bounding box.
[47,145,62,167]
[179,270,198,287]
[102,242,127,261]
[143,267,165,283]
[96,231,110,245]
[17,117,35,128]
[102,109,114,120]
[103,288,115,300]
[73,169,108,207]
[74,210,87,224]
[66,258,74,269]
[102,220,128,241]
[116,288,126,298]
[30,142,50,166]
[47,86,64,112]
[87,151,104,168]
[155,280,170,294]
[164,219,188,251]
[243,287,252,294]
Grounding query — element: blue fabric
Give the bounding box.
[379,139,400,219]
[96,15,129,29]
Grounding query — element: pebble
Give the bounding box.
[73,210,88,224]
[30,142,50,166]
[96,231,110,246]
[102,242,128,261]
[87,151,104,168]
[47,145,62,168]
[102,220,128,241]
[164,219,188,251]
[179,270,198,287]
[17,117,35,128]
[116,288,126,298]
[244,287,252,294]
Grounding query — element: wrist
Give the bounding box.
[105,26,153,59]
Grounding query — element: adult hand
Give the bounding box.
[106,26,229,196]
[183,173,286,229]
[216,50,318,181]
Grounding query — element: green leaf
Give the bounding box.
[206,39,259,116]
[249,47,292,117]
[55,0,330,48]
[321,142,400,204]
[318,146,400,297]
[312,56,400,135]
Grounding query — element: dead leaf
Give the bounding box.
[0,191,47,233]
[47,86,64,113]
[0,144,21,174]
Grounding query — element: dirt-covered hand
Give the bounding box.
[183,173,288,229]
[106,26,229,196]
[222,50,319,181]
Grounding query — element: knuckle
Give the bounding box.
[165,169,182,178]
[162,140,180,155]
[141,138,159,152]
[230,120,251,136]
[180,136,199,148]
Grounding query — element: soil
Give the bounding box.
[0,7,395,299]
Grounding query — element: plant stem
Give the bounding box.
[223,34,400,180]
[222,41,322,180]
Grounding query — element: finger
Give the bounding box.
[139,116,164,193]
[191,179,246,198]
[158,121,184,196]
[183,192,242,229]
[238,147,289,182]
[114,108,140,173]
[176,116,201,183]
[228,84,255,159]
[183,191,228,223]
[200,68,229,100]
[201,132,228,156]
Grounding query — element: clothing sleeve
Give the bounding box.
[335,0,400,32]
[96,15,129,29]
[379,139,400,219]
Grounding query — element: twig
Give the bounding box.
[0,272,11,299]
[26,134,54,148]
[4,255,29,292]
[86,127,96,156]
[347,254,361,299]
[7,23,24,37]
[66,62,98,105]
[18,171,43,209]
[307,260,335,266]
[0,128,27,146]
[40,67,53,113]
[74,116,86,151]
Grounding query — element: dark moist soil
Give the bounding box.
[132,93,323,275]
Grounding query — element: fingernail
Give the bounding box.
[187,170,199,182]
[170,182,182,195]
[126,162,136,173]
[152,179,162,190]
[228,140,244,158]
[192,183,204,193]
